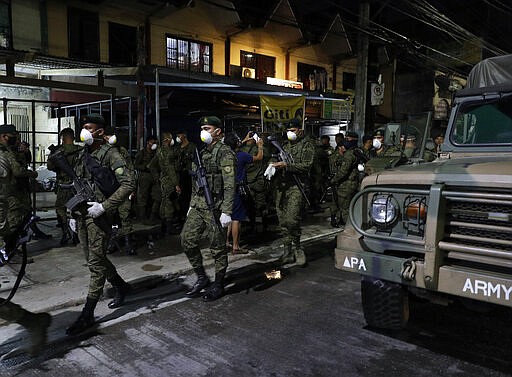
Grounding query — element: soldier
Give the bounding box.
[148,132,181,235]
[328,133,345,228]
[134,136,160,223]
[176,130,196,223]
[64,114,135,335]
[239,130,270,232]
[105,134,136,255]
[181,116,235,301]
[47,128,80,246]
[310,135,334,212]
[13,133,51,240]
[266,120,314,266]
[0,124,51,358]
[331,131,361,228]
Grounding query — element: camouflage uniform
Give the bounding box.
[239,141,269,229]
[0,140,51,356]
[331,147,361,225]
[74,144,135,301]
[178,141,196,219]
[328,148,344,220]
[272,136,314,263]
[114,146,134,238]
[134,147,159,219]
[148,144,181,223]
[310,143,334,210]
[47,143,81,242]
[181,141,235,274]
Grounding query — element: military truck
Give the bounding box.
[335,54,512,329]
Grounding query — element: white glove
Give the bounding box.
[264,164,276,180]
[357,163,365,172]
[219,213,232,227]
[87,201,105,218]
[69,219,77,233]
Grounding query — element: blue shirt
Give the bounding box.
[236,151,253,183]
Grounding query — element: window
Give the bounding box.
[166,35,211,73]
[452,95,512,145]
[240,51,275,81]
[297,62,327,92]
[0,2,11,48]
[109,22,137,66]
[68,7,99,62]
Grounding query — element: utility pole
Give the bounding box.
[354,2,370,137]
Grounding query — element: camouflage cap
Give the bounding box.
[345,131,359,139]
[80,113,106,126]
[373,129,385,137]
[198,116,221,128]
[0,124,16,134]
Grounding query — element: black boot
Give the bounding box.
[203,269,226,302]
[66,297,97,336]
[186,266,211,297]
[60,224,72,246]
[330,215,339,228]
[108,274,131,309]
[124,235,137,256]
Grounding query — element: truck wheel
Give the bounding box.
[361,277,409,330]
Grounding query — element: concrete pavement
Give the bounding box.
[0,207,341,320]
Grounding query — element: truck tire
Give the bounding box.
[361,277,409,330]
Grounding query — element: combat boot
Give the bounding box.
[203,269,226,302]
[66,297,97,336]
[123,234,137,256]
[279,244,295,265]
[108,274,131,309]
[293,245,307,267]
[17,311,52,356]
[59,224,72,246]
[186,266,211,297]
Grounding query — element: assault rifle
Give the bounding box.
[47,149,111,233]
[190,147,224,234]
[267,136,311,207]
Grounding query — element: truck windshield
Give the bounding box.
[451,94,512,145]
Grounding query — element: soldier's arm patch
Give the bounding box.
[115,167,124,175]
[223,166,233,175]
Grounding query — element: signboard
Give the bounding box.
[266,77,304,89]
[323,99,352,121]
[260,95,305,131]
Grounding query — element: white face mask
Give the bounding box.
[80,129,95,146]
[170,139,175,146]
[108,135,117,145]
[372,138,382,150]
[176,136,182,144]
[200,129,213,144]
[287,130,297,141]
[151,143,157,151]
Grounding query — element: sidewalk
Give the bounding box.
[0,207,341,321]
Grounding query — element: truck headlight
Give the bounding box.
[370,195,399,227]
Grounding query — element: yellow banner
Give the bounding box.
[260,95,305,131]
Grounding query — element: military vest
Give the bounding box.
[199,142,235,197]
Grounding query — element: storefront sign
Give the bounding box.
[260,95,305,131]
[266,77,304,89]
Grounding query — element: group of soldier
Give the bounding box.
[0,111,444,358]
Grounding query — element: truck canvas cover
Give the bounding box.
[467,54,512,88]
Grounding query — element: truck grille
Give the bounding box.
[439,190,512,267]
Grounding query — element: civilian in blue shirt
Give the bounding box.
[223,132,264,253]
